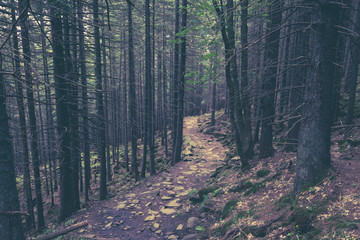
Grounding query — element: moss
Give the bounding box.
[277,194,293,210]
[256,169,271,178]
[236,208,256,219]
[291,207,314,234]
[215,219,236,236]
[229,179,252,193]
[198,186,219,198]
[221,200,239,220]
[244,181,265,196]
[336,221,359,230]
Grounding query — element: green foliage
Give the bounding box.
[214,219,236,236]
[236,208,256,219]
[336,221,359,230]
[244,181,266,196]
[277,194,293,210]
[256,169,270,178]
[221,199,239,220]
[229,179,252,193]
[64,218,74,228]
[195,225,206,232]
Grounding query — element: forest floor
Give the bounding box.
[39,115,227,240]
[34,113,360,240]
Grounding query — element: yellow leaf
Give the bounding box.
[153,223,160,229]
[176,224,183,230]
[116,203,127,210]
[166,199,181,208]
[161,196,173,200]
[105,222,112,228]
[144,215,155,221]
[160,207,176,215]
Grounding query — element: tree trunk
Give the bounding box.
[240,0,253,159]
[49,0,75,220]
[123,43,130,172]
[173,0,188,163]
[0,52,25,240]
[259,0,283,159]
[127,0,139,180]
[19,0,45,229]
[295,0,340,195]
[344,0,360,125]
[78,0,91,202]
[171,0,180,165]
[285,3,308,152]
[11,0,35,229]
[142,0,153,178]
[93,0,107,199]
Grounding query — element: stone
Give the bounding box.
[186,217,199,229]
[182,234,199,240]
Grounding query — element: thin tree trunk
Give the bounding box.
[127,0,139,180]
[19,0,45,229]
[171,0,180,165]
[11,0,35,229]
[78,0,91,202]
[173,0,188,163]
[93,0,107,199]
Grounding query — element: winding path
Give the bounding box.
[72,116,226,240]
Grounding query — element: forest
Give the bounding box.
[0,0,360,239]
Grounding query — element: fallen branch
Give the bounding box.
[0,211,29,217]
[332,124,360,129]
[36,221,88,240]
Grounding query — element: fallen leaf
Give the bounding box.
[160,207,176,215]
[176,224,183,230]
[144,215,155,221]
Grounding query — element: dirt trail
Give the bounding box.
[71,116,226,240]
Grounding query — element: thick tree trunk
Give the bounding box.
[285,4,308,152]
[63,0,80,210]
[295,0,340,195]
[259,0,283,159]
[0,52,25,240]
[49,0,75,220]
[240,0,253,159]
[344,0,360,125]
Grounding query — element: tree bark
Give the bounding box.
[78,0,91,202]
[173,0,188,163]
[19,0,45,229]
[93,0,107,199]
[259,0,283,159]
[0,50,25,240]
[49,0,75,220]
[11,0,35,229]
[127,0,139,180]
[295,0,341,195]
